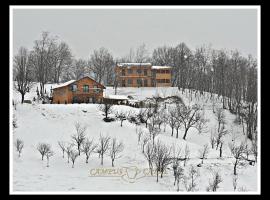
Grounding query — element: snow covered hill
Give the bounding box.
[11,83,258,193]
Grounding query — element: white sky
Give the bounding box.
[12,7,258,59]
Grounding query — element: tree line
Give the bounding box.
[13,31,257,140]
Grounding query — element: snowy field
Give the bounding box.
[11,83,259,193]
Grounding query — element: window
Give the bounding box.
[72,84,77,92]
[137,79,142,86]
[137,69,142,74]
[144,79,148,86]
[128,69,133,74]
[83,85,89,93]
[144,69,147,76]
[94,85,99,93]
[122,80,126,86]
[128,79,133,85]
[122,69,126,76]
[166,79,170,83]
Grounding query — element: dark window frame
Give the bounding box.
[128,69,133,74]
[122,69,126,76]
[83,85,89,93]
[128,79,133,85]
[144,69,147,76]
[144,79,148,86]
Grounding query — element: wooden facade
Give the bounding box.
[115,63,172,87]
[52,77,105,104]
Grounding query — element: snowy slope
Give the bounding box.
[11,84,258,193]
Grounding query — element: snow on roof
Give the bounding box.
[103,94,129,100]
[152,66,172,69]
[53,80,76,89]
[117,63,152,67]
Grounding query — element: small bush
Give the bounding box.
[103,117,115,122]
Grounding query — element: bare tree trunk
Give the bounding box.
[234,160,238,175]
[219,143,223,158]
[21,93,25,104]
[183,129,189,140]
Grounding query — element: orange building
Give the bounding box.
[52,76,105,104]
[115,63,172,87]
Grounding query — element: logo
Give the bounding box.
[89,166,168,183]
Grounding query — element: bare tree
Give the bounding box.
[183,144,190,167]
[175,166,185,192]
[215,125,228,150]
[183,165,200,192]
[141,135,149,153]
[232,175,238,191]
[58,141,66,158]
[177,104,207,140]
[251,134,258,163]
[172,146,181,186]
[90,47,114,85]
[45,148,54,167]
[14,47,33,103]
[206,170,223,192]
[172,159,180,186]
[134,43,150,63]
[109,138,124,167]
[70,150,79,168]
[142,107,154,128]
[229,142,246,175]
[71,122,87,156]
[99,102,113,120]
[210,129,216,149]
[37,143,51,160]
[81,138,97,163]
[136,126,143,144]
[97,134,111,165]
[153,140,171,182]
[215,108,226,133]
[14,139,24,157]
[148,124,160,146]
[143,142,155,175]
[219,140,224,158]
[31,32,55,96]
[168,109,176,136]
[70,59,87,80]
[51,41,72,83]
[65,143,74,163]
[198,144,210,164]
[174,118,182,139]
[115,110,129,127]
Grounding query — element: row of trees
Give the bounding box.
[59,122,124,167]
[15,122,124,168]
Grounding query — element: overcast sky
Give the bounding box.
[12,8,258,59]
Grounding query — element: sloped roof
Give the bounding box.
[117,63,152,67]
[52,80,76,89]
[52,76,106,90]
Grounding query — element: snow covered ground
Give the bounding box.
[11,83,259,194]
